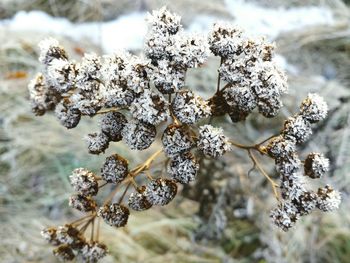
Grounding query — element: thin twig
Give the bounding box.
[248,149,280,201]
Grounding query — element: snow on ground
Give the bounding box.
[0,0,335,72]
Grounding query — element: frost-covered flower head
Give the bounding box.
[304,152,329,179]
[316,185,341,212]
[197,125,232,158]
[300,93,328,123]
[147,6,181,34]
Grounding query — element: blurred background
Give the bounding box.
[0,0,349,262]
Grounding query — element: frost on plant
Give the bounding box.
[29,7,340,262]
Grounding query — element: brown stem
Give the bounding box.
[247,149,280,201]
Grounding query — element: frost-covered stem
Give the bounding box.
[90,217,95,242]
[247,149,280,201]
[96,217,101,242]
[117,182,131,204]
[70,214,95,226]
[216,57,223,93]
[95,107,120,115]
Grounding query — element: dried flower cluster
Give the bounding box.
[29,7,340,262]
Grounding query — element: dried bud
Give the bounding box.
[270,202,298,232]
[70,89,103,117]
[98,203,130,227]
[152,60,185,94]
[53,244,75,262]
[130,89,169,125]
[162,124,193,157]
[316,185,341,212]
[41,227,61,246]
[197,125,231,158]
[171,33,209,69]
[147,6,181,35]
[256,97,283,118]
[167,152,199,184]
[121,120,156,150]
[101,154,129,184]
[70,168,98,196]
[208,22,243,58]
[292,191,317,216]
[78,242,108,263]
[100,112,127,141]
[299,93,328,123]
[69,194,97,212]
[128,186,152,211]
[145,178,177,206]
[84,132,110,155]
[282,115,312,144]
[46,59,76,93]
[55,100,81,129]
[304,152,329,179]
[56,225,85,248]
[28,73,60,116]
[38,38,68,65]
[172,90,211,124]
[266,136,296,160]
[223,86,257,122]
[76,53,102,89]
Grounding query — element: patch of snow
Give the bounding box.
[0,10,147,53]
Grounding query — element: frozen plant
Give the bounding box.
[28,7,340,262]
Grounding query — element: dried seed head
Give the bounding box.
[70,92,102,117]
[70,168,98,196]
[275,153,302,177]
[299,93,328,123]
[256,97,283,118]
[304,152,329,179]
[223,86,257,122]
[28,73,60,116]
[98,203,130,227]
[46,59,76,93]
[78,242,108,263]
[100,112,127,141]
[128,186,152,211]
[38,38,68,65]
[121,120,156,150]
[167,152,199,184]
[282,115,312,144]
[69,194,97,212]
[171,33,210,69]
[208,22,243,58]
[145,178,178,206]
[124,56,150,94]
[151,60,186,94]
[162,124,193,157]
[316,185,341,212]
[76,53,102,89]
[130,89,169,125]
[172,90,211,124]
[56,225,85,247]
[270,202,299,232]
[101,83,135,108]
[41,227,61,246]
[101,154,129,184]
[197,125,231,158]
[280,175,305,201]
[292,191,317,216]
[147,6,181,35]
[266,136,296,160]
[53,244,75,262]
[84,132,110,155]
[55,100,81,129]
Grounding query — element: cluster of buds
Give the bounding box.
[264,93,341,231]
[30,7,340,261]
